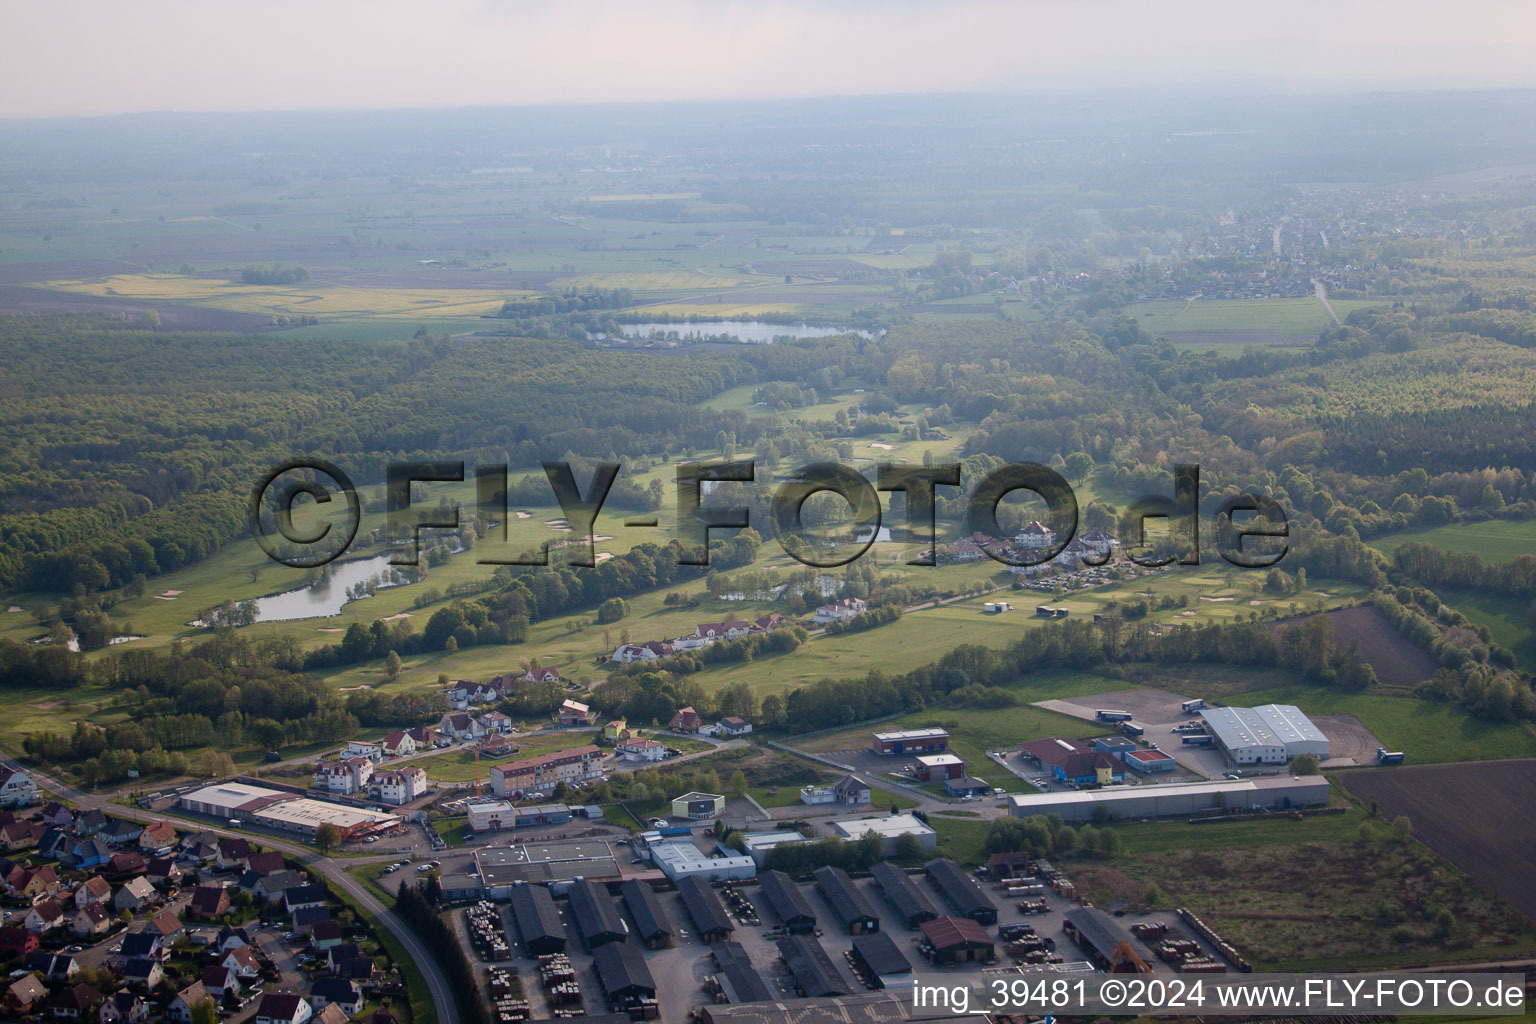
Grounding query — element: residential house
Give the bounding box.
[7,863,60,899]
[26,951,78,982]
[832,775,871,805]
[70,903,114,940]
[525,667,561,684]
[136,820,177,857]
[406,726,447,749]
[25,898,67,934]
[222,944,261,978]
[121,957,164,990]
[488,745,604,799]
[37,828,73,860]
[667,707,703,733]
[285,884,328,914]
[556,699,591,726]
[118,932,163,963]
[215,925,252,953]
[178,831,219,864]
[76,876,113,909]
[310,919,344,950]
[146,909,183,939]
[98,990,148,1024]
[165,983,208,1024]
[314,757,373,795]
[216,837,253,871]
[611,640,673,663]
[755,613,785,631]
[696,620,752,641]
[46,983,103,1022]
[617,737,665,762]
[813,597,868,624]
[480,710,514,735]
[448,680,500,709]
[41,802,74,828]
[716,716,753,737]
[0,766,37,808]
[479,735,518,758]
[107,851,145,876]
[602,718,628,740]
[0,819,42,851]
[73,809,106,835]
[5,975,45,1014]
[246,851,286,876]
[188,884,231,919]
[252,870,302,903]
[313,1006,350,1024]
[1014,521,1056,550]
[200,965,239,1000]
[437,711,484,742]
[68,838,111,870]
[255,992,314,1024]
[99,819,143,848]
[290,905,332,935]
[380,730,416,757]
[344,740,382,762]
[0,924,39,957]
[309,978,363,1016]
[113,877,157,912]
[374,766,427,806]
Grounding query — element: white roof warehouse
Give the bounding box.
[1200,704,1331,763]
[1009,776,1329,823]
[179,781,400,841]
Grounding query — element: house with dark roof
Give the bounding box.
[100,819,143,847]
[813,865,880,934]
[676,876,733,942]
[919,916,995,964]
[869,861,938,929]
[567,878,627,950]
[710,941,771,1003]
[246,851,286,876]
[310,919,344,949]
[118,932,163,963]
[188,884,231,919]
[25,951,78,982]
[620,879,673,948]
[216,838,253,870]
[924,858,996,925]
[757,870,817,934]
[122,956,165,989]
[776,934,848,997]
[290,905,332,934]
[508,884,567,956]
[309,978,363,1016]
[284,884,327,913]
[254,992,313,1024]
[252,869,303,902]
[146,909,183,938]
[0,924,38,958]
[98,989,149,1024]
[850,931,912,988]
[73,809,106,835]
[200,965,239,999]
[45,982,103,1022]
[108,851,146,875]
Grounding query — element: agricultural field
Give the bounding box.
[1343,760,1536,923]
[1369,518,1536,563]
[1279,605,1439,689]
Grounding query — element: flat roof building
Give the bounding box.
[869,861,939,930]
[650,840,756,883]
[177,783,398,841]
[737,831,811,867]
[1200,705,1330,763]
[1008,775,1329,822]
[827,814,937,857]
[872,728,948,755]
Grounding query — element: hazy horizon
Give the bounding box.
[4,0,1536,119]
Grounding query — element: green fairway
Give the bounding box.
[1368,518,1536,563]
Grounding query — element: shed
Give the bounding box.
[711,941,772,1004]
[567,878,627,950]
[620,879,673,948]
[919,916,995,964]
[924,858,996,924]
[757,870,816,934]
[776,934,849,997]
[850,931,912,988]
[592,940,656,1009]
[812,865,880,934]
[1062,907,1137,969]
[869,861,938,929]
[508,884,567,956]
[677,876,734,942]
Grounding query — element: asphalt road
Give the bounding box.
[4,757,459,1024]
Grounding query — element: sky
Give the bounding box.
[3,0,1535,118]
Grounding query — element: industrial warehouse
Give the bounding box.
[1199,704,1332,763]
[178,781,401,840]
[1009,775,1330,822]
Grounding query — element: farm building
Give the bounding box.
[649,840,755,883]
[1122,749,1177,773]
[1008,775,1330,822]
[672,792,726,819]
[591,940,656,1014]
[919,916,995,964]
[776,934,849,997]
[620,879,673,948]
[711,941,772,1004]
[1199,705,1331,764]
[827,814,937,856]
[871,728,949,755]
[677,876,735,942]
[813,866,880,934]
[737,831,811,866]
[850,932,912,988]
[869,861,939,929]
[567,878,628,950]
[508,884,567,957]
[758,870,817,934]
[924,859,996,924]
[1062,907,1137,969]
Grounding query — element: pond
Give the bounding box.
[253,553,400,622]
